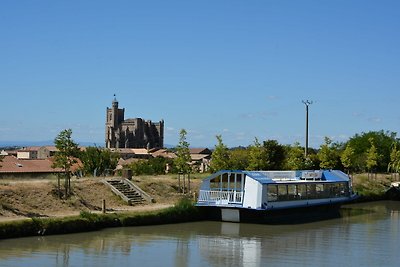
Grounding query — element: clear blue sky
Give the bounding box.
[1,0,399,148]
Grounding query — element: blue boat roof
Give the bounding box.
[205,170,349,184]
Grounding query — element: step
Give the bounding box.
[106,179,146,205]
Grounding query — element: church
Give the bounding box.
[105,97,164,149]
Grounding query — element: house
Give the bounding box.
[17,146,59,159]
[189,148,212,173]
[151,149,177,159]
[0,155,63,178]
[189,148,212,155]
[151,147,212,173]
[109,148,153,160]
[112,147,212,174]
[17,149,38,159]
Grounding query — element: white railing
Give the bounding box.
[198,190,243,205]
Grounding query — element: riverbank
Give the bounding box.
[0,198,203,239]
[0,175,203,221]
[0,175,205,239]
[352,173,398,201]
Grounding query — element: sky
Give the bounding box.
[1,0,399,148]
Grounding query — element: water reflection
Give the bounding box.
[0,201,399,267]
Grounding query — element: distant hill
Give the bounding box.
[0,141,177,150]
[0,140,54,148]
[0,140,103,148]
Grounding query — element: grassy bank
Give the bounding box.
[352,173,395,201]
[0,198,203,240]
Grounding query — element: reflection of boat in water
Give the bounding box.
[196,170,358,223]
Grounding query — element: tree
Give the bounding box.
[341,144,355,174]
[318,137,341,169]
[52,129,80,198]
[285,142,307,170]
[366,137,379,179]
[210,135,230,172]
[128,156,174,175]
[174,129,191,174]
[346,130,398,172]
[388,143,400,180]
[263,139,286,170]
[247,138,267,170]
[229,148,250,170]
[174,129,192,193]
[80,146,119,176]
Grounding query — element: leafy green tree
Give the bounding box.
[174,129,191,174]
[263,139,286,170]
[388,143,400,180]
[346,130,398,172]
[210,135,230,172]
[247,138,267,170]
[306,153,321,170]
[246,138,286,170]
[285,143,319,170]
[285,142,307,170]
[52,129,80,198]
[366,137,379,179]
[229,147,250,170]
[318,137,341,169]
[80,146,119,176]
[341,144,355,174]
[128,156,173,175]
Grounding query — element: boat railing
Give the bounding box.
[198,190,243,205]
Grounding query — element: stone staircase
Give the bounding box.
[104,179,153,205]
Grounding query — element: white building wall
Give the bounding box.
[17,151,32,159]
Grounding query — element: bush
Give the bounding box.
[0,219,39,239]
[128,157,174,175]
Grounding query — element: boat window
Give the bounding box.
[316,184,324,197]
[209,172,245,192]
[307,184,317,199]
[231,173,244,192]
[287,184,297,200]
[338,182,350,197]
[278,185,288,201]
[320,183,332,198]
[267,185,278,202]
[297,184,307,200]
[210,177,220,189]
[266,181,350,203]
[220,173,229,190]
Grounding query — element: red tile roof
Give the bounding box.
[0,155,63,174]
[189,148,211,154]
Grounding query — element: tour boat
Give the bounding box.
[196,170,358,223]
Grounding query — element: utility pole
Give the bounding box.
[302,100,313,158]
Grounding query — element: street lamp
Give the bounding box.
[302,100,313,158]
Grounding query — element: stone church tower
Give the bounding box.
[105,97,164,149]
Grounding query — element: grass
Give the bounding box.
[352,173,393,200]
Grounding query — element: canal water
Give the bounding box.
[0,201,399,267]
